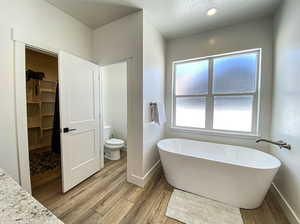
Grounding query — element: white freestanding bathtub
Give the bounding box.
[158,138,281,209]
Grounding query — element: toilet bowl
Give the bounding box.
[104,126,125,160]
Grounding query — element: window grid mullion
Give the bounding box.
[252,93,258,134]
[175,94,209,98]
[211,92,256,98]
[206,58,214,130]
[212,92,256,97]
[172,62,177,128]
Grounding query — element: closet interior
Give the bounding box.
[25,48,61,190]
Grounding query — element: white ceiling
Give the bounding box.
[46,0,139,29]
[47,0,281,39]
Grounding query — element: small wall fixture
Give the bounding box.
[256,138,291,150]
[207,8,217,16]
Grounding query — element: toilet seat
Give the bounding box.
[105,138,125,149]
[105,138,124,145]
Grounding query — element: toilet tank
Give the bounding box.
[104,125,112,140]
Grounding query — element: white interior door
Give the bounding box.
[59,51,101,192]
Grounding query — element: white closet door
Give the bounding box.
[59,51,101,192]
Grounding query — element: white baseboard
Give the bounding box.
[127,160,161,187]
[270,183,300,224]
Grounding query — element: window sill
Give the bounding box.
[170,126,260,140]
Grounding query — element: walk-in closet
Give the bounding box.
[25,48,61,190]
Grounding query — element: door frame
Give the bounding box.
[99,58,131,146]
[14,38,103,193]
[14,41,59,193]
[100,59,132,173]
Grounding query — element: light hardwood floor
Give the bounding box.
[33,153,290,224]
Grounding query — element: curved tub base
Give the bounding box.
[158,138,281,209]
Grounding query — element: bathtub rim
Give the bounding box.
[157,138,281,170]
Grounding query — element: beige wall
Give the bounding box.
[165,18,274,152]
[143,17,165,175]
[0,0,92,60]
[93,12,165,185]
[272,0,300,223]
[102,62,127,141]
[0,0,93,182]
[0,27,19,181]
[93,12,145,183]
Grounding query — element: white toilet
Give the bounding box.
[103,125,125,160]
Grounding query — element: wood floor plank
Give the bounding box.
[32,178,61,202]
[128,177,166,224]
[32,152,290,224]
[124,185,145,203]
[164,218,183,224]
[123,169,162,205]
[93,181,132,215]
[241,208,257,224]
[102,198,134,224]
[257,204,274,224]
[148,187,172,224]
[48,163,126,214]
[258,200,278,224]
[241,200,278,224]
[119,173,163,224]
[265,192,290,224]
[41,157,126,209]
[73,208,103,224]
[59,172,126,223]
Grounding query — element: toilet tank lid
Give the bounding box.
[104,125,111,130]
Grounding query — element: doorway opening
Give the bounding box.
[101,61,128,167]
[18,44,132,211]
[25,48,61,192]
[31,60,129,214]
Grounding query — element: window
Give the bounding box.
[172,49,260,134]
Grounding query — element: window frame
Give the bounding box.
[171,48,262,137]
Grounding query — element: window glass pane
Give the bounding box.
[213,96,253,132]
[213,53,257,94]
[175,60,209,95]
[176,97,206,128]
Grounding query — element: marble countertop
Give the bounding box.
[0,168,63,224]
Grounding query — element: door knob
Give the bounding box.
[63,127,77,133]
